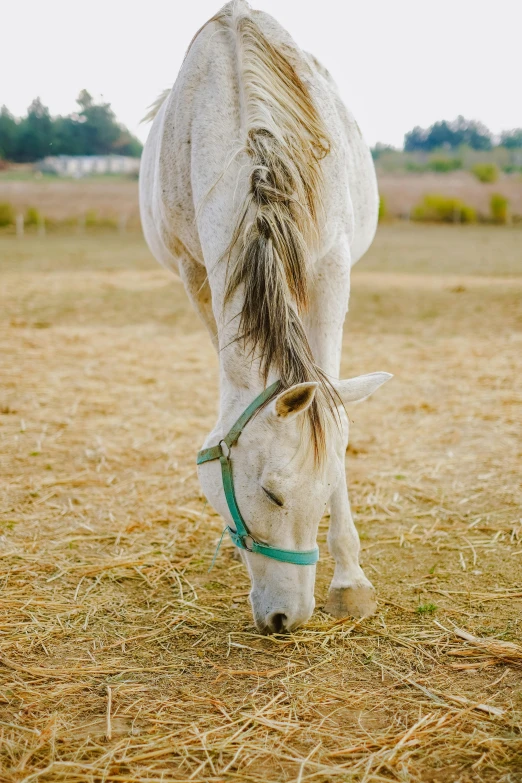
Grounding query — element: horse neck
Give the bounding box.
[215,312,279,431]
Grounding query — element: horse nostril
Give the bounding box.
[270,612,288,634]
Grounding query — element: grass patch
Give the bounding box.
[416,603,438,615]
[411,194,476,224]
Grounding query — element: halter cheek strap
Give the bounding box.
[197,382,320,567]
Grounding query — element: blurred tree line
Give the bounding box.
[0,91,142,162]
[372,116,522,176]
[403,116,522,152]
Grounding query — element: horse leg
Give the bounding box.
[324,462,377,618]
[306,241,377,619]
[140,204,218,351]
[178,256,218,352]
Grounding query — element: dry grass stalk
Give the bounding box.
[106,686,113,741]
[437,621,522,667]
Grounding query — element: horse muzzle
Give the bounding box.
[252,592,315,635]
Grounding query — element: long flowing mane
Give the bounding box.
[221,1,334,458]
[144,1,336,457]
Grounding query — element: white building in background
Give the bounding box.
[36,155,140,178]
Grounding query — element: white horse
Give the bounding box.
[140,0,391,634]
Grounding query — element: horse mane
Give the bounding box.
[221,1,333,459]
[143,2,336,458]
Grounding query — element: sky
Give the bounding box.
[2,0,521,149]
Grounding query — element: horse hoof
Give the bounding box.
[324,585,377,619]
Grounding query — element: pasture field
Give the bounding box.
[0,177,140,225]
[1,223,522,782]
[1,171,521,223]
[377,172,522,218]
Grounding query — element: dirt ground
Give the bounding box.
[1,224,521,782]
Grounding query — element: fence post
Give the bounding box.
[16,214,24,238]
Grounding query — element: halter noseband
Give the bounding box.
[197,382,320,567]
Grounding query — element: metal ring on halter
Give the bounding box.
[219,440,230,459]
[242,535,254,551]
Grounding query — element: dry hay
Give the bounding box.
[1,226,522,782]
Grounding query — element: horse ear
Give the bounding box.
[334,372,392,404]
[272,382,318,420]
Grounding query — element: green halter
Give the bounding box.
[197,382,320,567]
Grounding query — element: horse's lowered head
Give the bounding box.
[197,372,391,634]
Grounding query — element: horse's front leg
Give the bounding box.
[306,240,377,619]
[324,457,377,618]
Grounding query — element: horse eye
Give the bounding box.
[262,486,284,507]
